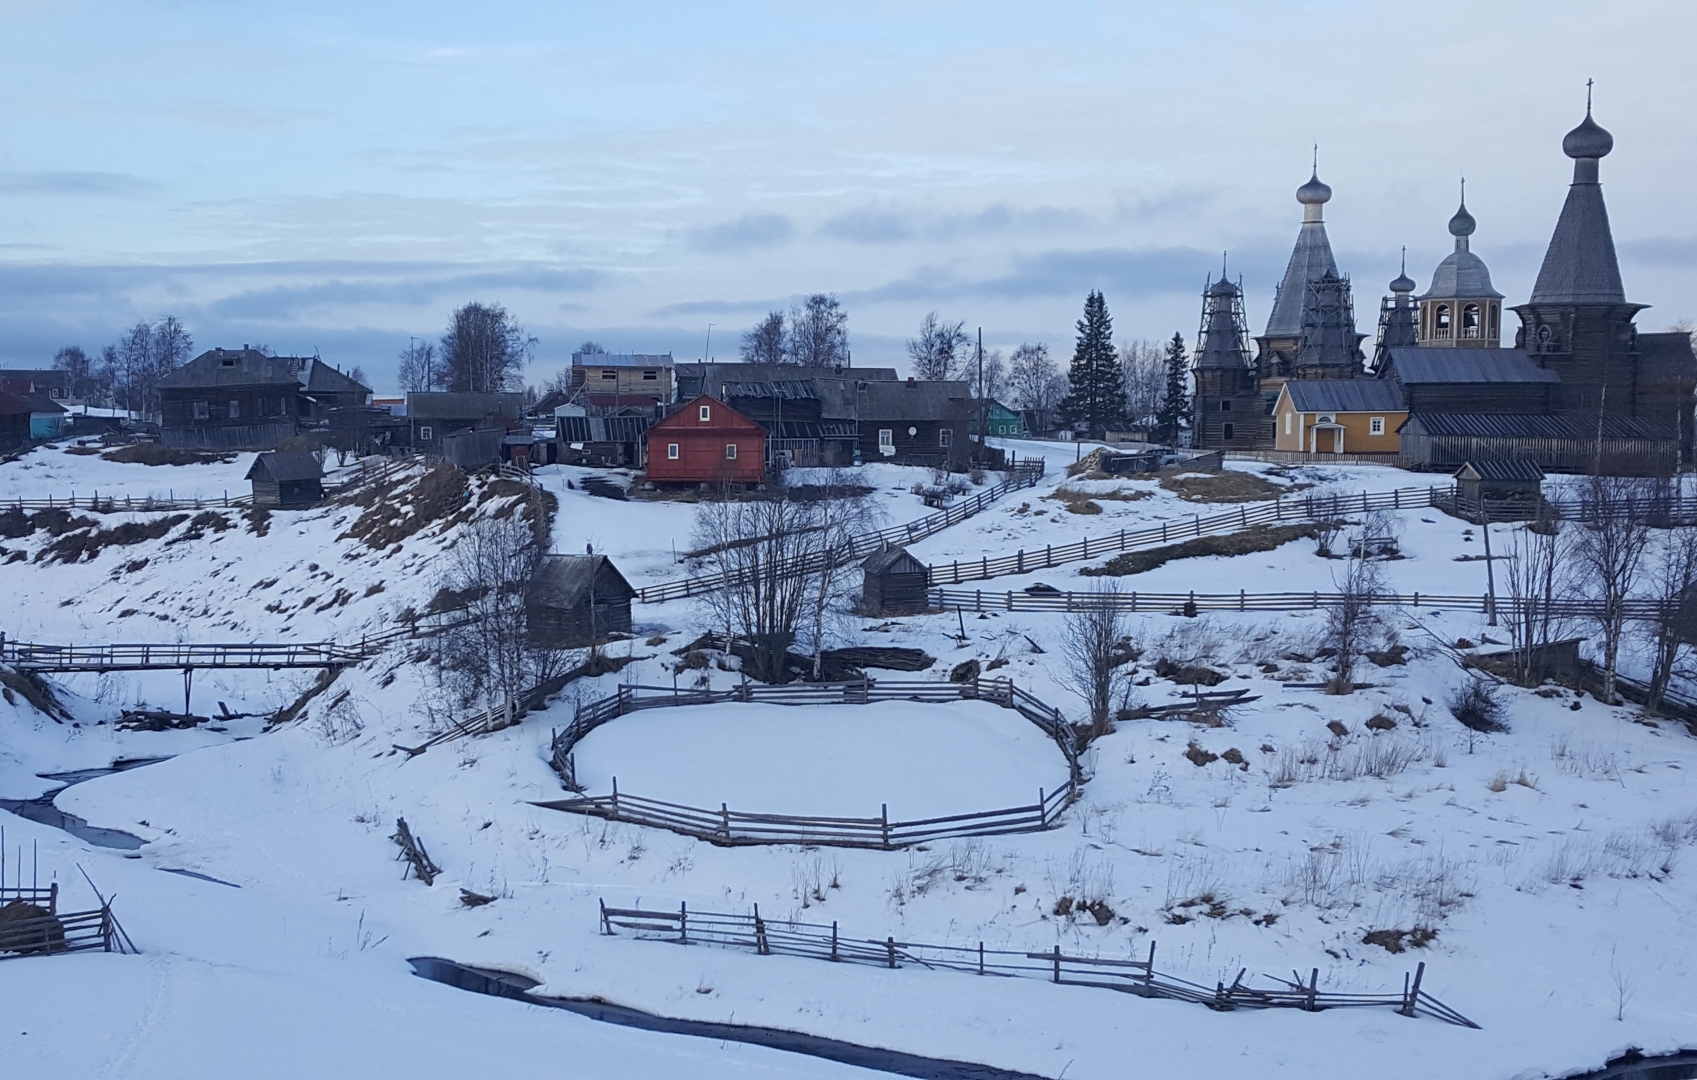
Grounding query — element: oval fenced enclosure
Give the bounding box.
[538,679,1082,849]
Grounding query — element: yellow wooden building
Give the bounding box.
[1272,379,1407,454]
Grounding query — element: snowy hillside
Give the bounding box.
[2,442,1695,1080]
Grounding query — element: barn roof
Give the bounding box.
[1281,379,1405,413]
[861,545,927,576]
[558,414,652,442]
[245,451,323,483]
[0,390,34,416]
[16,392,66,415]
[1454,460,1546,482]
[1403,411,1674,440]
[406,392,525,420]
[159,348,302,389]
[529,554,636,605]
[855,379,969,420]
[1382,348,1560,385]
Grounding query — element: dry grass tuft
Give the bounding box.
[1158,470,1290,503]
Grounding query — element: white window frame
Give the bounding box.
[724,442,737,460]
[419,425,434,441]
[193,400,209,420]
[699,405,711,421]
[938,428,952,448]
[1284,412,1292,436]
[667,442,679,460]
[228,399,240,419]
[1370,416,1385,436]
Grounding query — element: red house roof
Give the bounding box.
[648,394,767,435]
[644,395,767,484]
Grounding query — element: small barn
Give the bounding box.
[0,392,31,452]
[1453,459,1544,512]
[861,546,930,616]
[246,451,324,507]
[526,554,637,648]
[644,395,767,485]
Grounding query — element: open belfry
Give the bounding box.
[1194,94,1696,472]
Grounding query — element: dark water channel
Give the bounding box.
[408,956,1051,1080]
[0,755,170,850]
[1576,1053,1697,1079]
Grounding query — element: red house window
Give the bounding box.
[725,443,737,459]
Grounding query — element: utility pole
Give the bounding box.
[976,327,987,466]
[1479,501,1497,627]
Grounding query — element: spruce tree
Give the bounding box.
[1058,291,1126,435]
[1156,331,1192,446]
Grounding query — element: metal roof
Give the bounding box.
[16,392,66,414]
[1403,412,1674,440]
[1382,348,1560,385]
[0,390,35,416]
[529,554,635,605]
[1454,460,1546,482]
[571,352,673,368]
[557,415,652,442]
[720,380,819,400]
[1420,243,1503,301]
[855,380,970,420]
[245,451,323,483]
[159,349,301,390]
[1281,379,1405,413]
[861,545,927,576]
[406,392,525,420]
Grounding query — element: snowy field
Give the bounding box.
[569,700,1065,819]
[3,443,1697,1079]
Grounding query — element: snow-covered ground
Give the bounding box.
[3,444,1696,1079]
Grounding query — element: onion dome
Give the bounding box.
[1389,268,1416,294]
[1563,109,1613,160]
[1296,171,1332,206]
[1448,200,1476,238]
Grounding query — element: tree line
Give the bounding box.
[47,317,195,417]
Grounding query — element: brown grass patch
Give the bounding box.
[338,462,471,549]
[35,514,188,564]
[1082,523,1321,577]
[1158,469,1292,503]
[101,443,233,467]
[1043,484,1152,517]
[1362,927,1436,954]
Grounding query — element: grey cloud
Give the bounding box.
[1622,237,1697,268]
[686,212,797,255]
[652,296,789,318]
[0,171,158,196]
[850,245,1230,305]
[820,202,1098,246]
[205,267,601,321]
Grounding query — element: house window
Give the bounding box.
[667,443,680,460]
[1370,416,1386,436]
[1284,412,1292,436]
[1223,422,1235,441]
[193,400,209,420]
[420,425,434,441]
[1220,400,1232,412]
[228,400,240,419]
[699,405,711,422]
[724,443,737,460]
[601,370,616,380]
[643,370,658,381]
[938,428,952,448]
[878,428,894,451]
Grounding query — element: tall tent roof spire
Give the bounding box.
[1531,90,1626,305]
[1267,157,1341,339]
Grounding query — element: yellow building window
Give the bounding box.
[1370,416,1385,436]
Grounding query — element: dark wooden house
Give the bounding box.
[1451,460,1545,520]
[0,391,32,452]
[855,378,972,468]
[643,395,767,485]
[157,348,370,450]
[246,451,325,508]
[405,392,524,450]
[1399,412,1676,476]
[861,546,930,616]
[526,554,636,648]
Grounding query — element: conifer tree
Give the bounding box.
[1156,331,1192,446]
[1058,290,1125,435]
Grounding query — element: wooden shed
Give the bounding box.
[526,554,637,648]
[861,545,930,616]
[245,451,324,508]
[1453,459,1544,520]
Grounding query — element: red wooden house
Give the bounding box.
[644,395,767,484]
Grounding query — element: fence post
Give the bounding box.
[881,804,890,849]
[1144,940,1156,996]
[886,937,897,969]
[1401,961,1425,1017]
[600,897,610,935]
[1046,544,1052,567]
[721,802,731,841]
[979,941,985,976]
[1038,787,1047,827]
[1306,967,1319,1011]
[611,776,619,820]
[1239,589,1245,612]
[1161,521,1167,542]
[831,921,839,962]
[680,902,688,944]
[1051,945,1062,983]
[754,903,769,955]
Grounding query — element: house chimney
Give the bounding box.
[906,376,916,387]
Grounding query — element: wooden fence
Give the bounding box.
[635,460,1045,603]
[597,902,1479,1028]
[0,878,134,961]
[930,586,1676,620]
[0,638,380,673]
[923,485,1441,586]
[1,454,421,514]
[536,679,1080,849]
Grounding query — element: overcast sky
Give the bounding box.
[1,0,1693,390]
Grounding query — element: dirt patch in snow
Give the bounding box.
[1159,470,1291,503]
[101,444,235,467]
[35,514,188,564]
[339,463,472,549]
[1082,523,1321,577]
